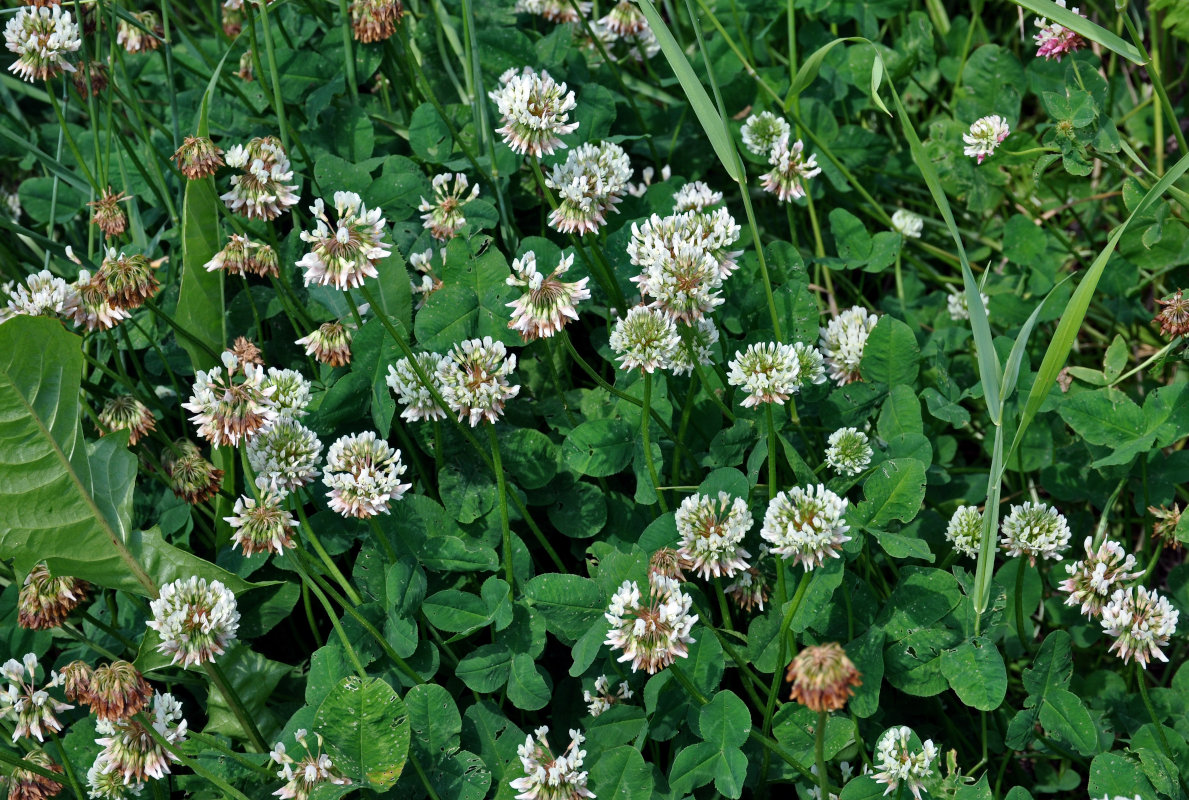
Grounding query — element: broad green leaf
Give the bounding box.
[1057,388,1144,447]
[857,458,928,528]
[422,589,492,634]
[697,691,750,749]
[562,419,634,477]
[876,568,962,640]
[455,644,513,693]
[591,746,653,800]
[1088,753,1155,799]
[314,676,411,789]
[506,653,551,711]
[940,637,1007,711]
[1040,688,1100,756]
[668,742,747,799]
[405,683,461,762]
[523,574,605,640]
[860,316,920,385]
[425,750,491,800]
[1022,631,1073,698]
[839,775,886,799]
[205,645,290,742]
[175,175,224,372]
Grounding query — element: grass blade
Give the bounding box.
[1009,0,1144,65]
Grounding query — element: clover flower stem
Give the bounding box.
[60,622,123,662]
[46,84,99,191]
[895,250,905,308]
[765,404,779,504]
[336,0,359,101]
[542,339,578,426]
[203,660,269,753]
[1014,557,1030,651]
[731,141,782,342]
[409,748,445,800]
[135,711,255,800]
[713,577,734,632]
[488,424,517,597]
[1136,664,1175,761]
[144,298,223,361]
[367,517,397,563]
[762,569,811,751]
[48,730,84,800]
[1121,13,1189,163]
[255,0,290,151]
[690,356,736,421]
[815,710,828,800]
[286,552,368,678]
[294,496,363,606]
[302,582,319,641]
[188,731,276,778]
[641,372,669,513]
[82,610,139,652]
[0,748,61,784]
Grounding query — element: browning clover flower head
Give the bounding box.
[226,485,297,555]
[271,729,351,800]
[57,661,92,703]
[18,563,88,630]
[439,336,521,426]
[85,661,152,722]
[825,427,873,477]
[229,336,263,367]
[222,136,300,220]
[173,136,224,180]
[760,133,822,203]
[299,190,391,289]
[609,306,680,373]
[116,12,162,53]
[0,653,73,742]
[237,50,253,81]
[488,66,579,158]
[544,141,632,235]
[1060,537,1143,618]
[675,491,753,580]
[727,342,801,408]
[1101,585,1178,668]
[999,500,1071,564]
[648,547,688,583]
[297,321,353,366]
[1154,289,1189,339]
[604,573,698,674]
[72,269,129,332]
[4,5,81,83]
[1033,0,1085,61]
[182,351,278,448]
[583,675,633,717]
[247,417,323,491]
[761,484,851,570]
[944,505,983,559]
[322,431,411,518]
[97,395,156,445]
[7,749,64,800]
[350,0,401,43]
[386,352,450,422]
[95,692,187,782]
[164,439,224,504]
[962,115,1010,164]
[514,0,590,24]
[599,1,648,38]
[1150,503,1183,550]
[820,305,878,385]
[509,726,593,800]
[506,250,591,341]
[418,173,479,242]
[88,189,127,238]
[96,247,159,310]
[741,111,790,157]
[147,578,240,668]
[222,2,245,37]
[786,642,862,712]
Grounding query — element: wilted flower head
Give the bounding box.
[590,1,658,62]
[605,573,697,674]
[386,352,450,422]
[323,431,411,518]
[72,269,129,331]
[820,305,878,385]
[228,336,263,367]
[147,578,240,668]
[509,726,593,800]
[825,428,873,476]
[741,111,790,157]
[222,136,300,220]
[727,342,801,408]
[648,547,687,583]
[890,209,923,238]
[609,306,680,373]
[89,189,127,239]
[439,337,521,425]
[583,675,633,718]
[263,368,312,419]
[418,173,479,242]
[999,501,1071,564]
[96,248,159,310]
[4,269,79,320]
[514,0,589,24]
[18,562,88,630]
[247,417,323,491]
[1101,586,1178,668]
[237,49,253,81]
[164,439,224,504]
[297,321,353,367]
[1150,503,1183,550]
[760,134,821,203]
[72,58,108,98]
[668,317,719,377]
[6,749,63,800]
[1034,0,1085,61]
[672,181,723,212]
[1059,537,1142,618]
[725,564,768,612]
[271,729,351,800]
[4,5,81,82]
[545,141,632,235]
[506,251,590,341]
[676,491,753,580]
[350,0,401,43]
[57,661,93,704]
[488,66,579,157]
[183,351,278,448]
[761,484,851,570]
[946,288,990,321]
[1154,290,1189,339]
[226,486,297,555]
[116,12,162,53]
[206,234,277,277]
[0,653,72,743]
[83,661,153,722]
[299,191,391,290]
[962,115,1010,164]
[945,505,983,558]
[786,642,862,712]
[95,692,188,783]
[873,726,937,800]
[173,136,224,180]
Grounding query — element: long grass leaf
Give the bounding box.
[1009,0,1144,65]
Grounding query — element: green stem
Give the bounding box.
[1014,557,1030,650]
[135,712,254,800]
[337,0,359,101]
[203,660,269,753]
[187,731,276,778]
[293,496,362,605]
[766,404,779,502]
[367,516,398,563]
[815,710,829,800]
[1121,12,1189,161]
[1136,663,1175,760]
[641,371,668,512]
[488,424,516,597]
[763,570,811,737]
[287,551,368,677]
[256,0,290,151]
[49,730,84,800]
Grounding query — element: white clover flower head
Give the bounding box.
[506,251,591,341]
[220,136,300,220]
[1101,586,1178,668]
[515,0,590,24]
[609,306,681,373]
[625,163,670,198]
[589,1,658,62]
[820,305,878,385]
[418,173,479,242]
[891,209,923,238]
[296,321,353,367]
[182,354,278,448]
[668,317,720,377]
[87,753,145,798]
[598,0,648,38]
[791,342,828,388]
[385,352,451,422]
[5,269,80,320]
[945,505,983,559]
[628,208,741,320]
[672,180,723,213]
[1034,0,1085,61]
[270,728,350,800]
[999,501,1071,564]
[727,342,801,407]
[604,573,698,674]
[761,484,851,570]
[545,141,632,235]
[322,431,411,518]
[962,115,1010,164]
[676,491,753,580]
[509,726,594,800]
[438,337,520,426]
[760,133,821,203]
[225,488,296,556]
[946,288,990,321]
[741,111,790,157]
[1059,537,1143,618]
[116,12,162,54]
[247,417,324,491]
[724,565,768,612]
[0,653,72,744]
[488,66,579,157]
[147,578,239,668]
[873,726,937,800]
[95,692,187,783]
[583,675,633,718]
[4,5,81,82]
[72,269,130,332]
[825,427,873,476]
[263,368,312,419]
[299,191,391,290]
